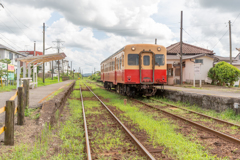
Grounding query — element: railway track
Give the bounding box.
[91,81,240,146]
[79,85,92,160]
[135,99,240,145]
[80,82,156,160]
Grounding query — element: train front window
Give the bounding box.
[143,55,150,66]
[128,54,139,65]
[155,54,165,66]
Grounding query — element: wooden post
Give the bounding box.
[23,80,29,108]
[17,87,25,125]
[4,100,15,145]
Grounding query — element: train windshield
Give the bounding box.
[128,54,139,65]
[143,55,150,66]
[155,54,165,66]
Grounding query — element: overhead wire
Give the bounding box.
[183,28,198,44]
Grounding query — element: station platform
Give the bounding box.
[0,80,74,141]
[162,86,240,98]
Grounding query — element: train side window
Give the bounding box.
[122,55,124,67]
[155,54,165,66]
[118,58,120,70]
[143,55,150,66]
[120,57,122,69]
[128,54,139,65]
[113,61,115,70]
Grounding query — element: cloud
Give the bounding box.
[198,0,240,13]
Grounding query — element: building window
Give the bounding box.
[167,68,173,77]
[175,68,180,76]
[128,54,139,65]
[195,59,203,64]
[9,52,13,60]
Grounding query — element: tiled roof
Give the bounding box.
[167,42,214,55]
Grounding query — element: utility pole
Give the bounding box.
[58,48,60,82]
[52,39,64,82]
[229,20,232,65]
[43,23,45,83]
[180,11,183,85]
[33,41,36,84]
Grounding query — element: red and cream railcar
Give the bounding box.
[101,44,167,97]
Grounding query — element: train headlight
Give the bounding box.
[131,46,136,51]
[157,47,161,51]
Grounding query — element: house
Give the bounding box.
[166,42,215,85]
[0,44,27,73]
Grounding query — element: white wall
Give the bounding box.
[184,56,213,82]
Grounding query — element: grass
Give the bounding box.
[83,98,145,159]
[0,93,85,160]
[0,77,64,93]
[0,84,16,92]
[82,91,94,98]
[37,77,62,87]
[83,81,221,159]
[0,123,53,160]
[70,90,80,98]
[46,88,64,101]
[153,97,240,125]
[51,99,85,159]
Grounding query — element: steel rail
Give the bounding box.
[90,81,240,145]
[135,99,240,145]
[80,84,92,160]
[84,83,155,160]
[151,98,240,128]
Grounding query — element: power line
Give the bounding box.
[232,12,240,25]
[183,28,198,43]
[5,7,34,30]
[211,29,228,49]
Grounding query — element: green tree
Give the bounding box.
[208,61,240,86]
[0,58,11,78]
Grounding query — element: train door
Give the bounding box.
[140,52,154,83]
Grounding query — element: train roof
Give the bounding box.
[100,44,165,64]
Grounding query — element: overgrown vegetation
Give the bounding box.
[154,97,240,125]
[208,61,240,86]
[46,88,64,101]
[83,80,219,159]
[51,99,85,159]
[0,90,85,160]
[88,71,100,81]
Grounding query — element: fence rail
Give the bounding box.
[0,81,28,146]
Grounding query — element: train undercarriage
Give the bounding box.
[103,81,164,97]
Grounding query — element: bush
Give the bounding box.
[208,61,240,86]
[89,71,100,81]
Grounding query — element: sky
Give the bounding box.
[0,0,240,73]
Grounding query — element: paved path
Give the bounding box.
[159,86,240,98]
[0,80,74,141]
